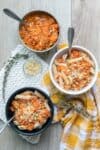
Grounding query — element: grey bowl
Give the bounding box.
[19,10,60,53]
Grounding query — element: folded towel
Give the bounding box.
[42,71,100,150]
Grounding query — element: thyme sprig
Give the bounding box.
[2,53,29,101]
[59,98,96,121]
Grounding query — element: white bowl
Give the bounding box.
[49,45,98,95]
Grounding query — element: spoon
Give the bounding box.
[3,8,22,22]
[67,27,75,57]
[0,115,14,135]
[59,98,96,121]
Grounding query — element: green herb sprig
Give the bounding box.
[59,98,96,121]
[2,53,29,101]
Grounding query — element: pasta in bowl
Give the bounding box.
[49,46,98,95]
[6,87,54,136]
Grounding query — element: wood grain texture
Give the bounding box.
[0,0,71,68]
[72,0,100,67]
[0,0,69,150]
[0,0,100,150]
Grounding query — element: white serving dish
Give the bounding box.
[49,45,98,95]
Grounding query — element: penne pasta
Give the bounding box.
[58,76,64,88]
[10,90,51,131]
[52,49,95,91]
[53,64,58,77]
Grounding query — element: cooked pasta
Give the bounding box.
[53,49,95,91]
[19,12,59,51]
[10,91,51,131]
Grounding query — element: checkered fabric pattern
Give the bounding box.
[42,71,100,150]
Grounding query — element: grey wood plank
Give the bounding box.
[0,0,69,150]
[72,0,100,67]
[0,0,100,150]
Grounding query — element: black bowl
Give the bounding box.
[5,87,54,136]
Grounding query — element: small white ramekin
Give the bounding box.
[49,45,98,95]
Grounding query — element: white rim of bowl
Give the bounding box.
[49,45,99,95]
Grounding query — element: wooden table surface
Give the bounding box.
[0,0,100,149]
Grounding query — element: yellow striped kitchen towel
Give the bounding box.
[42,71,100,150]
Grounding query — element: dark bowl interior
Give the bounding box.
[6,87,54,136]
